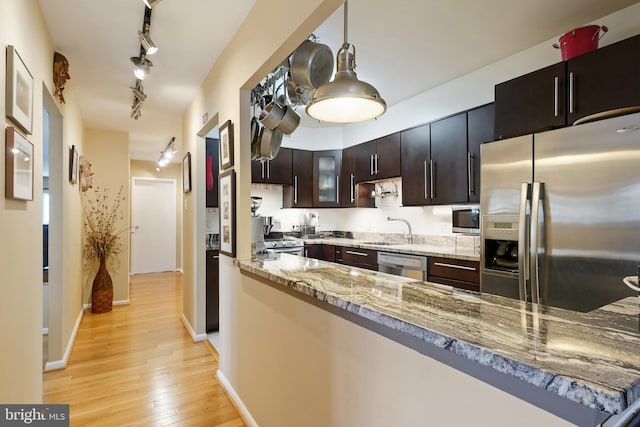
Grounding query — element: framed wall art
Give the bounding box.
[69,145,78,183]
[183,152,192,193]
[219,120,234,170]
[5,127,34,201]
[6,45,34,135]
[219,169,236,257]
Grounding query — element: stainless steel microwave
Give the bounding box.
[452,207,480,234]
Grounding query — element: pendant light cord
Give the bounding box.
[344,0,348,44]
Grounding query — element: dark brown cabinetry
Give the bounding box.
[566,34,640,125]
[494,62,566,140]
[430,113,469,205]
[400,124,430,206]
[495,34,640,139]
[335,247,378,271]
[355,133,401,182]
[341,145,374,208]
[427,256,479,292]
[304,243,336,262]
[252,147,293,185]
[313,150,342,208]
[206,250,220,332]
[467,103,495,203]
[205,138,219,208]
[283,149,313,208]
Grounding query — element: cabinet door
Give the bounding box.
[266,147,293,185]
[341,146,374,208]
[205,138,220,207]
[251,159,265,183]
[374,132,401,180]
[467,103,495,203]
[427,256,479,292]
[206,250,220,332]
[430,112,468,205]
[321,244,335,262]
[284,149,313,208]
[400,124,430,206]
[304,244,322,259]
[494,62,566,139]
[355,140,376,182]
[313,150,341,207]
[568,34,640,124]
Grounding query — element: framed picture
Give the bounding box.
[6,46,34,135]
[219,120,234,170]
[69,145,78,183]
[5,127,33,201]
[182,152,192,193]
[219,169,236,257]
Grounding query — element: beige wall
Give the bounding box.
[83,129,130,303]
[130,160,183,270]
[0,0,85,401]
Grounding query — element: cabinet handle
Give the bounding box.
[304,248,308,257]
[336,175,340,203]
[350,173,355,203]
[261,160,265,179]
[467,152,474,196]
[374,153,379,174]
[429,159,435,199]
[569,71,575,114]
[423,160,428,200]
[266,160,270,179]
[345,250,368,257]
[433,262,476,271]
[294,176,298,204]
[212,255,220,259]
[553,76,559,118]
[370,154,374,176]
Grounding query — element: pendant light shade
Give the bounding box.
[306,1,386,123]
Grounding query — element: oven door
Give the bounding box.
[267,247,304,256]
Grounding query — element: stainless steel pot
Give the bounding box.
[277,105,300,135]
[259,100,285,130]
[290,39,334,90]
[259,126,283,160]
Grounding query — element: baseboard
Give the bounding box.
[44,308,83,372]
[216,370,259,427]
[82,299,129,310]
[180,314,207,342]
[176,268,184,274]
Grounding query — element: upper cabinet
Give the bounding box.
[400,124,430,206]
[467,103,495,203]
[252,147,293,185]
[341,145,375,208]
[355,132,401,182]
[430,112,469,205]
[495,34,640,139]
[566,34,640,125]
[205,137,220,208]
[313,150,341,208]
[283,148,313,208]
[494,62,566,140]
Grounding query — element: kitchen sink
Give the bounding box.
[362,241,403,246]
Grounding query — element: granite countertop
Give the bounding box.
[235,253,640,415]
[292,236,480,261]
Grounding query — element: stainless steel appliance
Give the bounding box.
[378,252,427,281]
[264,239,304,256]
[480,112,640,312]
[452,207,480,234]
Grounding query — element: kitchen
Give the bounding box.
[208,3,640,427]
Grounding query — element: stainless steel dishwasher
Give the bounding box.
[378,252,427,281]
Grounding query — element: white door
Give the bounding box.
[132,177,177,274]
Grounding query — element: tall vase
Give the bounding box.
[91,255,113,313]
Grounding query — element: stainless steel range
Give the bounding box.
[264,239,304,256]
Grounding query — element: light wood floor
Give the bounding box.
[43,272,245,427]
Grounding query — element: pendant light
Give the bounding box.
[306,0,386,123]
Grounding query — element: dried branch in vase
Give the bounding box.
[83,186,127,261]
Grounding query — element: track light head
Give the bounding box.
[131,56,152,80]
[143,0,163,8]
[138,31,158,55]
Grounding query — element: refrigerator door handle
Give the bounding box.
[530,181,544,304]
[518,182,531,301]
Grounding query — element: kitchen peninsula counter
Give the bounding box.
[235,253,640,424]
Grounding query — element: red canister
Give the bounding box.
[554,25,608,61]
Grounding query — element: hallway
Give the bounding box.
[43,272,245,426]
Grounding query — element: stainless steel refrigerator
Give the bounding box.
[480,111,640,312]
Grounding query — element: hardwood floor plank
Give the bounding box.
[43,272,245,427]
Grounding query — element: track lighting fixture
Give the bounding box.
[138,31,157,55]
[131,54,152,80]
[143,0,163,8]
[157,137,177,168]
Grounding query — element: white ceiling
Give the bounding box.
[38,0,638,162]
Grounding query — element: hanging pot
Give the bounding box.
[290,39,334,90]
[277,105,300,135]
[259,127,283,160]
[252,123,264,160]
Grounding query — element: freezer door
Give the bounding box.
[480,135,533,216]
[533,112,640,312]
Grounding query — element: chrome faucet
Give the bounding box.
[387,216,413,244]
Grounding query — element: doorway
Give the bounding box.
[131,177,177,275]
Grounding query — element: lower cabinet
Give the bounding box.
[427,256,479,291]
[206,250,219,332]
[335,247,378,271]
[304,244,336,262]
